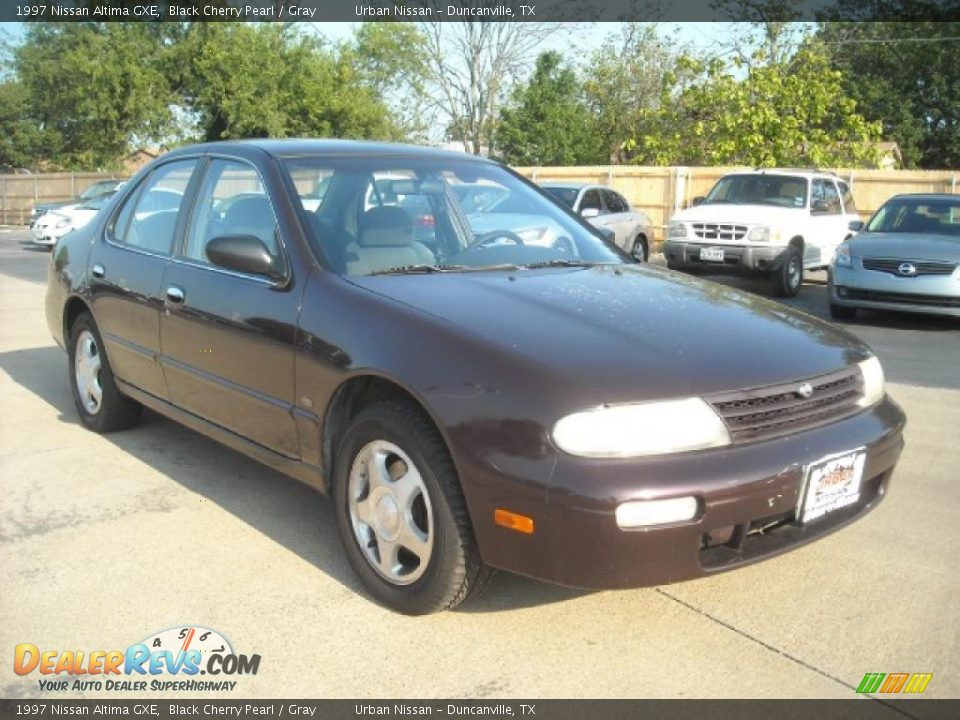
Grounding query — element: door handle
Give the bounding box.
[165,286,185,305]
[91,263,105,279]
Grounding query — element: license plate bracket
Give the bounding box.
[797,448,866,524]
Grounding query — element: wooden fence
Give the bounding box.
[3,167,959,239]
[517,166,960,242]
[0,172,128,225]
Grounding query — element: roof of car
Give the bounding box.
[887,193,960,202]
[164,138,493,163]
[732,168,839,179]
[540,182,593,189]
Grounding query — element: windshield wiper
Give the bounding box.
[522,259,597,269]
[369,263,469,276]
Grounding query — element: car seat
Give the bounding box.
[344,206,435,275]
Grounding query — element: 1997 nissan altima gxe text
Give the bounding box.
[45,140,905,614]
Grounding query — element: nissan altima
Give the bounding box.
[830,193,960,319]
[46,140,905,614]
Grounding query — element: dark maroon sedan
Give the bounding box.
[45,140,905,614]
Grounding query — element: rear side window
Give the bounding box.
[184,159,280,264]
[112,160,197,255]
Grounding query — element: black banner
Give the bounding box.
[2,0,959,23]
[1,700,960,720]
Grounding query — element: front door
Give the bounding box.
[88,158,200,399]
[809,178,849,267]
[159,157,302,457]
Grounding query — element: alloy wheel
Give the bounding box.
[74,330,103,415]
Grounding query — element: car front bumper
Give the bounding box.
[831,264,960,317]
[663,241,790,274]
[472,397,905,589]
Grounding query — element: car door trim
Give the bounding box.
[160,354,294,413]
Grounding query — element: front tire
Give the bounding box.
[772,246,803,297]
[68,312,142,433]
[333,400,490,614]
[631,235,648,262]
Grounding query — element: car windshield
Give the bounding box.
[541,186,580,209]
[865,197,960,236]
[281,156,624,276]
[79,181,116,200]
[704,175,808,209]
[77,192,115,211]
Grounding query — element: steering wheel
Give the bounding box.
[466,229,526,251]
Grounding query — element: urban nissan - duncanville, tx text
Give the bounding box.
[45,140,905,615]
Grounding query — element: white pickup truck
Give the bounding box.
[663,169,861,297]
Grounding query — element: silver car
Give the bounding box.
[541,183,654,261]
[829,193,960,319]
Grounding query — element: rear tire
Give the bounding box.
[772,246,803,297]
[333,400,490,614]
[829,303,858,321]
[68,312,142,433]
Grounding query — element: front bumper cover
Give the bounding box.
[664,241,790,275]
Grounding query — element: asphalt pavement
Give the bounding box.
[1,227,958,704]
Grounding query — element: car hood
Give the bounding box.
[347,265,869,402]
[672,203,803,226]
[848,233,960,262]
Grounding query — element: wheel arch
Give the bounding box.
[321,373,451,493]
[63,295,92,342]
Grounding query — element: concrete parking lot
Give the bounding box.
[1,227,958,704]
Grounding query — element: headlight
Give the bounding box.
[668,222,688,239]
[55,218,71,229]
[553,398,731,458]
[747,225,780,242]
[857,356,885,408]
[834,244,852,268]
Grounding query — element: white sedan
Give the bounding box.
[31,191,117,248]
[540,183,654,261]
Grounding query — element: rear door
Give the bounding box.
[600,189,634,250]
[88,158,200,399]
[159,156,303,457]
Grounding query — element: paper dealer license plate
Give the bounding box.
[798,449,866,524]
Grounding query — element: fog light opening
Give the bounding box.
[838,286,849,297]
[616,496,699,529]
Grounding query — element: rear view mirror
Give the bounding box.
[691,196,706,207]
[206,235,279,278]
[848,220,865,232]
[811,199,831,214]
[581,207,600,219]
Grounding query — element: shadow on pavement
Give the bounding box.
[0,344,589,613]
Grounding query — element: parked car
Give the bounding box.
[30,179,124,227]
[829,193,960,319]
[664,169,861,297]
[46,140,904,615]
[540,183,654,261]
[31,191,117,248]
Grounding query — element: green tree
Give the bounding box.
[0,80,49,170]
[631,45,881,167]
[818,20,960,168]
[495,52,604,165]
[176,24,393,142]
[14,23,176,169]
[582,24,681,163]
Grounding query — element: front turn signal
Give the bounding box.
[494,509,535,534]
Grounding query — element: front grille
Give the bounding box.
[692,223,748,241]
[862,257,956,276]
[846,288,960,308]
[708,366,864,444]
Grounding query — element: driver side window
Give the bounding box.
[184,159,280,265]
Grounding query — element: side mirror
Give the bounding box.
[598,226,616,243]
[691,196,706,207]
[848,220,864,232]
[811,199,831,215]
[581,207,600,219]
[206,235,280,278]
